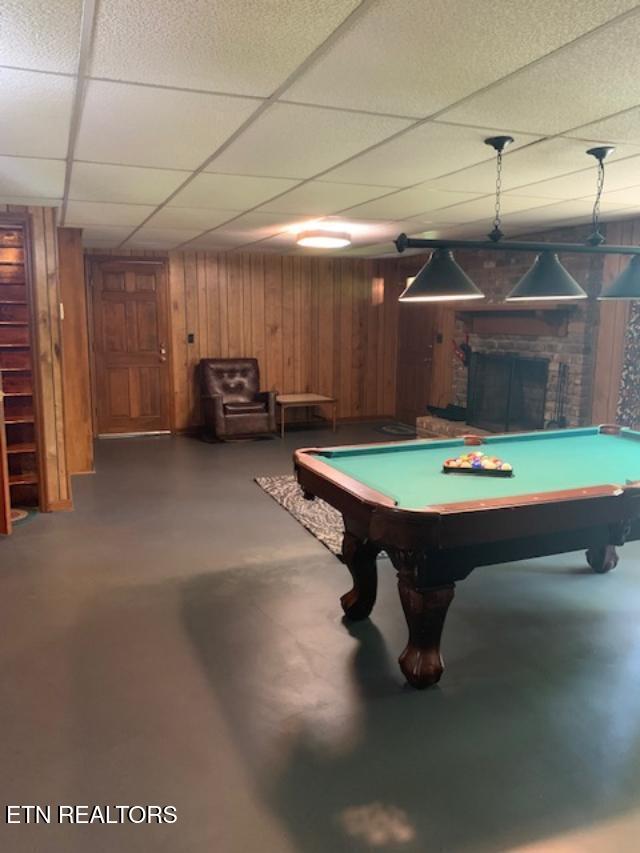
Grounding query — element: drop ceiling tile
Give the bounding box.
[599,186,640,207]
[323,122,541,187]
[284,0,638,116]
[259,181,397,215]
[124,227,204,249]
[504,153,640,199]
[0,69,74,158]
[145,207,239,230]
[185,234,246,251]
[3,0,83,73]
[348,217,429,246]
[69,162,189,204]
[82,225,135,245]
[425,193,564,225]
[440,11,640,134]
[197,211,302,247]
[426,139,640,194]
[0,156,65,197]
[342,186,483,220]
[209,103,412,179]
[90,0,359,96]
[65,200,155,227]
[569,108,640,144]
[488,198,637,231]
[75,80,262,169]
[340,242,402,258]
[407,223,489,240]
[502,169,597,200]
[168,173,298,209]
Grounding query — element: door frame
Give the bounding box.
[86,255,174,437]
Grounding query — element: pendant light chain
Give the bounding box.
[593,157,605,229]
[490,148,504,241]
[587,145,615,246]
[484,135,513,243]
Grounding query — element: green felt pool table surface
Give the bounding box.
[318,427,640,509]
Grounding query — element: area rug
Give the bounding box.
[255,474,344,557]
[374,422,416,437]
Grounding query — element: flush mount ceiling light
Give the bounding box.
[395,139,640,301]
[400,249,484,302]
[296,229,351,249]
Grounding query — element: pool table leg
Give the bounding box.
[586,544,619,574]
[394,557,455,689]
[340,531,380,621]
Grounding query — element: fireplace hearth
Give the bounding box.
[467,352,549,432]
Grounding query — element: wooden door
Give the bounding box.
[0,389,11,534]
[91,259,170,435]
[395,299,438,426]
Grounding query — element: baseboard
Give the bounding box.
[46,499,73,512]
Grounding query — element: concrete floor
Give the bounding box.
[2,424,640,852]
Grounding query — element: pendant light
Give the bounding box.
[399,248,485,302]
[399,136,514,303]
[505,145,601,302]
[491,135,585,301]
[589,146,640,299]
[395,136,640,300]
[505,251,587,301]
[599,254,640,299]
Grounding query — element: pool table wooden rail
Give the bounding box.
[294,445,640,551]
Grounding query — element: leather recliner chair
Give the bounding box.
[200,357,276,440]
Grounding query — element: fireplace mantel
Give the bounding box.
[456,302,575,337]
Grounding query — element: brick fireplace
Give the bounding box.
[415,224,606,436]
[451,300,588,428]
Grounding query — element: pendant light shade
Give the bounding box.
[599,255,640,299]
[505,252,587,301]
[399,249,485,302]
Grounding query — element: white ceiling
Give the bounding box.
[3,0,640,255]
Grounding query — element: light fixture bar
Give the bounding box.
[394,234,640,257]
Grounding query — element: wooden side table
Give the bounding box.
[276,393,337,439]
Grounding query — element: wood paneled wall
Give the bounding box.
[0,205,71,510]
[58,227,93,474]
[167,253,399,430]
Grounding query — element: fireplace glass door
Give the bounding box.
[467,353,549,432]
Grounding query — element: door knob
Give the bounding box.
[159,343,167,363]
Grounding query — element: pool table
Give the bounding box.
[294,426,640,689]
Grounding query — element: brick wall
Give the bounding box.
[445,224,605,428]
